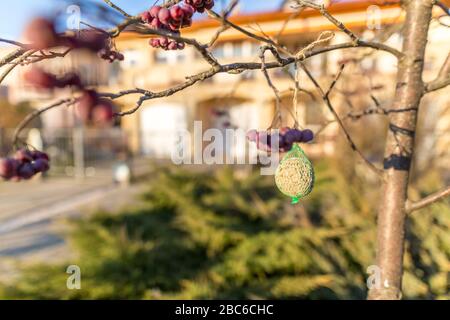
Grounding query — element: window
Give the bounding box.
[154,50,187,64]
[122,50,142,68]
[233,43,243,57]
[212,45,225,59]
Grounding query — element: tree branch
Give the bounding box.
[424,51,450,93]
[405,186,450,213]
[301,63,384,178]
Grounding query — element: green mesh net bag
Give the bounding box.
[275,143,315,204]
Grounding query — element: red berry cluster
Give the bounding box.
[24,18,124,63]
[142,5,193,50]
[142,0,214,51]
[24,68,82,90]
[0,149,50,181]
[185,0,215,13]
[76,90,115,126]
[247,127,314,152]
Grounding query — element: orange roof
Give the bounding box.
[186,0,400,31]
[117,0,449,41]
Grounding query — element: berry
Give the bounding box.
[246,130,258,142]
[92,99,114,125]
[302,129,314,142]
[32,159,50,173]
[15,149,33,163]
[170,6,185,21]
[0,158,17,180]
[284,130,299,145]
[149,5,162,19]
[75,30,109,52]
[158,8,171,25]
[77,90,99,122]
[24,18,59,50]
[24,68,58,89]
[280,127,290,135]
[18,163,35,180]
[31,151,49,161]
[150,38,161,47]
[141,11,152,23]
[168,41,179,50]
[182,4,196,17]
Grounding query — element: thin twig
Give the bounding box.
[405,186,450,213]
[301,63,384,177]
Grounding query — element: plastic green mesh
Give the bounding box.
[275,143,315,204]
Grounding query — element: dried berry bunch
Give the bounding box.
[76,90,115,126]
[185,0,215,13]
[24,68,82,90]
[246,127,314,153]
[142,0,214,50]
[0,149,50,181]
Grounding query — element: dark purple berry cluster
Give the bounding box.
[247,127,314,153]
[0,149,50,181]
[142,0,214,51]
[185,0,215,13]
[98,48,124,63]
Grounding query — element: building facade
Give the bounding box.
[3,1,449,169]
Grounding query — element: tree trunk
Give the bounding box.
[368,0,433,300]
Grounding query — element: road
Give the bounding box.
[0,160,153,283]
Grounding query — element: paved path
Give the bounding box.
[0,159,153,283]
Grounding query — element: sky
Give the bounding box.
[0,0,282,41]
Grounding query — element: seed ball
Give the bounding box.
[275,156,314,199]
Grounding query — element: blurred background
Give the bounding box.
[0,0,449,299]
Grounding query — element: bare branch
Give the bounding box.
[301,63,384,177]
[292,0,359,44]
[103,0,132,18]
[406,186,450,213]
[424,51,450,93]
[13,98,76,146]
[435,1,450,16]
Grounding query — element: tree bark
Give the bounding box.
[368,0,433,300]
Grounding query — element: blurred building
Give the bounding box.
[3,0,450,170]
